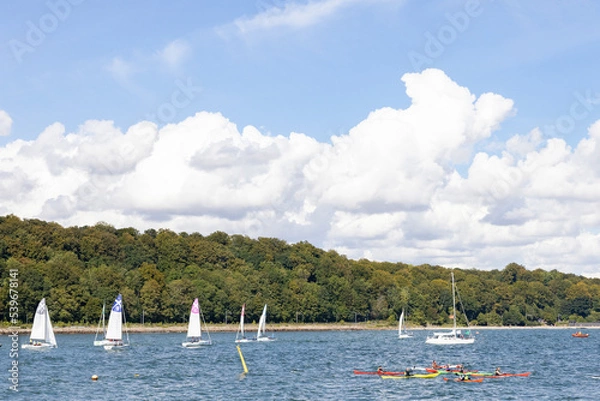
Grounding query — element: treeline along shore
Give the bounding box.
[1,215,600,328]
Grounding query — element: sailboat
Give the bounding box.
[425,272,475,345]
[182,298,212,348]
[103,294,130,350]
[22,298,57,349]
[93,301,110,346]
[256,304,275,342]
[398,308,413,339]
[235,304,253,343]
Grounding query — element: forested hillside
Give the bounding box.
[1,215,599,326]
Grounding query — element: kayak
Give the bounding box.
[353,370,404,376]
[426,368,478,374]
[381,372,440,380]
[444,377,484,383]
[472,372,531,378]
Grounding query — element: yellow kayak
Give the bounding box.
[381,372,440,379]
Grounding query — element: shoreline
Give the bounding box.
[2,322,597,335]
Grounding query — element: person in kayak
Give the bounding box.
[377,366,383,374]
[405,367,413,377]
[494,367,502,376]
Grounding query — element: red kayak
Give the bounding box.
[443,377,484,383]
[353,370,404,376]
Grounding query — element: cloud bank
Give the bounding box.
[1,69,599,277]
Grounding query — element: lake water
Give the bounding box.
[2,329,598,400]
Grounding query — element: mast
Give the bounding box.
[240,304,245,337]
[451,272,457,333]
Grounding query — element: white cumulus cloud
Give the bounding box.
[2,69,600,277]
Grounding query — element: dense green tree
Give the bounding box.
[2,215,600,326]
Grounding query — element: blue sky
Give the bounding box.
[1,0,600,277]
[2,0,598,146]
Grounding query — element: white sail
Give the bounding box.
[182,298,212,347]
[257,305,267,338]
[186,298,202,338]
[105,294,123,341]
[23,298,57,349]
[30,298,48,341]
[256,304,275,342]
[398,308,413,338]
[398,310,404,335]
[235,304,252,343]
[45,307,57,347]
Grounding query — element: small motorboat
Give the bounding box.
[572,331,589,338]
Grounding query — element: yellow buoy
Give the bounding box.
[236,345,249,374]
[91,375,98,381]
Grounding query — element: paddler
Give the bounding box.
[377,366,383,374]
[404,367,413,377]
[494,367,502,376]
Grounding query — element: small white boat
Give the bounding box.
[256,304,275,342]
[235,304,253,343]
[182,298,212,348]
[103,294,130,350]
[398,308,413,339]
[426,272,474,345]
[22,298,57,350]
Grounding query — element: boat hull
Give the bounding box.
[22,343,55,350]
[425,337,475,345]
[93,340,112,346]
[256,336,276,342]
[398,334,414,339]
[103,342,128,350]
[182,340,212,348]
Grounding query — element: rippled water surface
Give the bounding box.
[2,329,599,400]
